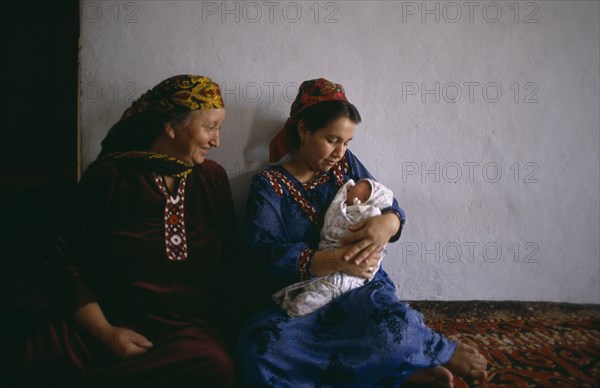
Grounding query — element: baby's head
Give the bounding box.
[346,179,372,205]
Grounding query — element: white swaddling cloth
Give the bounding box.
[273,178,394,317]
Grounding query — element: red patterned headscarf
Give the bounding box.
[269,78,349,163]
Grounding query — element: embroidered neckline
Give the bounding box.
[153,173,189,261]
[263,169,321,225]
[100,151,194,178]
[276,155,349,190]
[261,155,350,225]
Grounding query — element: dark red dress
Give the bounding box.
[6,158,238,387]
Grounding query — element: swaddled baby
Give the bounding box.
[273,178,394,317]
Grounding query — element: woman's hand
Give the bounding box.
[74,302,153,360]
[341,213,401,265]
[311,245,382,280]
[337,254,382,280]
[97,325,154,359]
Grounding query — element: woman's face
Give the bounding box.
[169,108,225,164]
[299,117,356,173]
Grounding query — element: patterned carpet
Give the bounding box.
[409,301,600,387]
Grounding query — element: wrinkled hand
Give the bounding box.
[341,213,400,265]
[98,325,153,359]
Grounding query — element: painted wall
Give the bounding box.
[79,0,599,303]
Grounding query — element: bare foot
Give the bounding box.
[405,366,454,387]
[444,343,488,381]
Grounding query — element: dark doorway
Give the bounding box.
[1,0,79,255]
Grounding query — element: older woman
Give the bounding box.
[236,78,487,387]
[10,75,237,386]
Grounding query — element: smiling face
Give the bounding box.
[297,117,356,174]
[166,108,225,165]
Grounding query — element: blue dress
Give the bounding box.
[236,150,456,387]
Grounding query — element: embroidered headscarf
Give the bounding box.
[119,74,224,120]
[269,78,348,163]
[98,75,224,176]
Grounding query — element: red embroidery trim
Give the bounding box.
[261,156,351,279]
[261,170,284,197]
[260,155,351,225]
[331,155,350,187]
[298,248,315,281]
[302,173,329,191]
[153,174,188,261]
[262,169,320,224]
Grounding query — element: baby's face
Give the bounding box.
[346,181,372,205]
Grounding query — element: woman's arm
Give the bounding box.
[311,245,380,279]
[246,168,385,286]
[246,173,370,287]
[209,162,243,337]
[246,174,314,286]
[53,162,152,358]
[341,213,401,265]
[51,161,118,313]
[74,302,153,359]
[340,150,405,265]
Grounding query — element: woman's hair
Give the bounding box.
[286,100,362,150]
[98,110,192,158]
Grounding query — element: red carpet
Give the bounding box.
[410,301,600,387]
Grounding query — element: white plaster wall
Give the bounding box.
[79,0,599,303]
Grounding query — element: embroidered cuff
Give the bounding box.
[298,248,315,281]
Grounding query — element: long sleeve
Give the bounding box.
[201,161,242,343]
[49,161,119,314]
[245,174,314,292]
[245,150,406,300]
[216,166,239,275]
[200,161,239,273]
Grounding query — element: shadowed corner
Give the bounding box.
[1,1,79,381]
